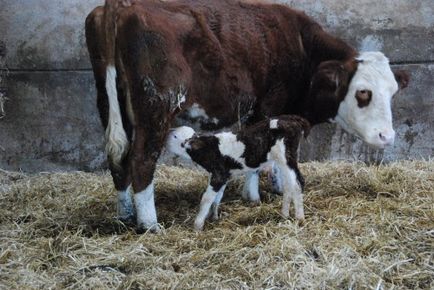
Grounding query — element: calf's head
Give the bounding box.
[166,126,196,159]
[307,51,409,149]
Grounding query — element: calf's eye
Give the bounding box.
[355,89,372,108]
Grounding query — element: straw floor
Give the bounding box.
[0,161,433,289]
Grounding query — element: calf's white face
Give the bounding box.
[334,52,399,149]
[166,126,195,159]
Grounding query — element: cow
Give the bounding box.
[85,0,409,232]
[166,115,310,230]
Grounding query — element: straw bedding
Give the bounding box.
[0,161,433,289]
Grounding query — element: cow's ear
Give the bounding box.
[306,60,352,123]
[313,60,353,98]
[393,70,410,90]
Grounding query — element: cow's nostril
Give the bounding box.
[379,132,386,142]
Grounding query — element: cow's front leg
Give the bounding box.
[241,171,261,204]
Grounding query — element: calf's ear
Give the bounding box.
[393,70,410,89]
[188,138,205,151]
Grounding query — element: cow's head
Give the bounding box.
[307,51,409,149]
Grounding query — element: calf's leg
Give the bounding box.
[276,163,305,221]
[270,163,283,195]
[242,171,261,204]
[210,184,227,221]
[195,176,228,231]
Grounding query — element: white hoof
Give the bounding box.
[194,219,205,231]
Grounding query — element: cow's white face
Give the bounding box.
[333,52,399,149]
[166,126,195,159]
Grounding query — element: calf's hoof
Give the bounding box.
[248,199,261,207]
[136,223,161,234]
[211,212,220,221]
[281,210,290,219]
[241,191,250,201]
[295,212,305,223]
[208,205,219,221]
[296,218,306,226]
[116,214,136,226]
[194,220,205,231]
[271,188,283,196]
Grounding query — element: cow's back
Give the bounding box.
[115,0,309,129]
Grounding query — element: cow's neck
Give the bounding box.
[300,16,357,68]
[298,19,358,126]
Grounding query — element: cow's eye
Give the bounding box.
[174,135,178,139]
[355,89,372,108]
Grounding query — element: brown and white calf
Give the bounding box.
[166,115,310,230]
[85,0,409,232]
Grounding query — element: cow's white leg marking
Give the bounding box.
[211,185,226,221]
[117,185,134,220]
[134,181,159,232]
[242,171,260,204]
[195,184,222,231]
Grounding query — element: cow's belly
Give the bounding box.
[175,97,255,131]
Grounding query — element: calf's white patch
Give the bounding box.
[215,132,246,164]
[270,119,278,129]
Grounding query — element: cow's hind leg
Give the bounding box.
[85,8,133,223]
[112,160,134,223]
[129,91,170,233]
[117,17,191,232]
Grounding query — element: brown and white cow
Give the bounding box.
[85,0,409,232]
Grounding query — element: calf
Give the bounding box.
[167,115,310,231]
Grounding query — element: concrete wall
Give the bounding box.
[0,0,433,172]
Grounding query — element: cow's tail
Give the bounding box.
[103,0,130,167]
[270,116,311,138]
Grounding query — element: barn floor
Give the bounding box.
[0,161,433,289]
